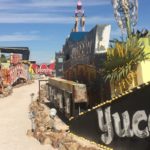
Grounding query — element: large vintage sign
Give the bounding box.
[31,63,55,76]
[68,25,111,61]
[95,25,111,54]
[70,83,150,150]
[9,64,29,85]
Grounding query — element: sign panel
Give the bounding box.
[32,63,55,76]
[9,64,28,85]
[95,25,111,54]
[70,83,150,150]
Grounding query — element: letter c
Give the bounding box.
[132,110,149,138]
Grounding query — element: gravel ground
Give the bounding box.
[0,80,56,150]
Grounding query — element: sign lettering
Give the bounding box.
[97,106,150,145]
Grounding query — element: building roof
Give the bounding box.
[0,47,29,51]
[69,32,88,42]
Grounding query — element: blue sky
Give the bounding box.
[0,0,149,63]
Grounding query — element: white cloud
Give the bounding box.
[0,0,112,24]
[29,0,110,7]
[0,32,41,42]
[0,13,113,24]
[86,16,113,24]
[0,0,110,9]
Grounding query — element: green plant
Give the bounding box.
[0,54,7,63]
[104,35,150,86]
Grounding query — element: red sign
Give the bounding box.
[31,63,55,76]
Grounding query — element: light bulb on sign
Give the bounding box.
[50,108,57,118]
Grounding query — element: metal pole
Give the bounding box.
[0,49,1,65]
[39,80,40,101]
[78,104,81,114]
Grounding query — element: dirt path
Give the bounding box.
[0,80,55,150]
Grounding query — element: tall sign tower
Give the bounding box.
[112,0,138,38]
[73,0,85,32]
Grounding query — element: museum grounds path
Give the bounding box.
[0,80,56,150]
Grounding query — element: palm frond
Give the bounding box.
[103,35,150,83]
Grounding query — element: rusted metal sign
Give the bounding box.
[48,77,88,103]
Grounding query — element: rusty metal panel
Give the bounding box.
[49,77,74,92]
[48,77,88,103]
[73,84,88,103]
